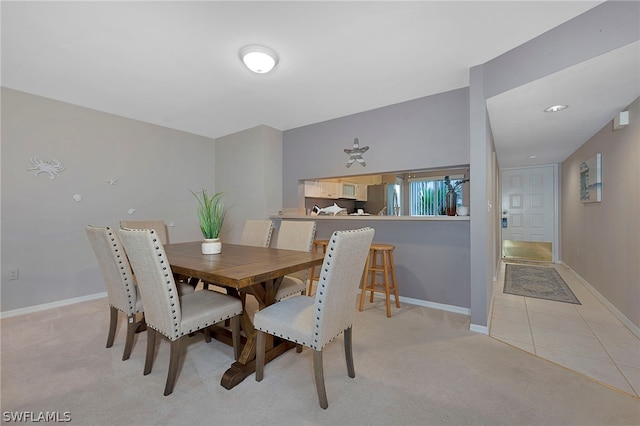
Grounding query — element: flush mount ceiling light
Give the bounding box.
[239,45,278,74]
[544,104,568,113]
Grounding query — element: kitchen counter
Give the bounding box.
[270,214,469,221]
[269,213,471,312]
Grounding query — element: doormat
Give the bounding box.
[504,264,580,304]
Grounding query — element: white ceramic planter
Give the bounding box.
[201,238,222,254]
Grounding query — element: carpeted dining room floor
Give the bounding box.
[1,295,639,425]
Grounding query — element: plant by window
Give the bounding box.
[409,175,468,216]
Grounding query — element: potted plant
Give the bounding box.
[192,189,225,254]
[443,176,469,216]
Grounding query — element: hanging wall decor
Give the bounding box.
[344,138,369,168]
[580,153,602,203]
[27,157,65,179]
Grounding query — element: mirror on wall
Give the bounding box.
[302,165,470,216]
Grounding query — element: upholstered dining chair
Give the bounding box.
[119,228,243,396]
[240,219,274,247]
[85,225,143,361]
[272,220,317,301]
[120,220,197,292]
[254,227,375,409]
[120,220,168,244]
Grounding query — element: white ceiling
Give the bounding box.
[488,40,640,167]
[3,1,635,168]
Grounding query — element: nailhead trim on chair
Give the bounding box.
[106,226,140,314]
[312,238,335,346]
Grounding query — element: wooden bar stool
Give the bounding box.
[307,239,329,296]
[358,243,400,317]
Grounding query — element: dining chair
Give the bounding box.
[254,227,375,409]
[118,228,243,396]
[240,219,274,247]
[85,225,143,361]
[272,220,316,301]
[120,220,197,291]
[120,220,168,244]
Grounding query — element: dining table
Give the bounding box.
[164,241,325,389]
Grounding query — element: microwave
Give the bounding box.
[342,183,356,198]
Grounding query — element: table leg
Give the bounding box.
[220,277,291,390]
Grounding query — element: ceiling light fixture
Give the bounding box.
[239,45,278,74]
[544,104,568,113]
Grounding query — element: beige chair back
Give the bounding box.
[275,220,316,282]
[240,220,274,247]
[118,228,182,340]
[312,227,374,350]
[120,220,168,245]
[85,225,141,316]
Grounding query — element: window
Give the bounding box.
[409,175,464,216]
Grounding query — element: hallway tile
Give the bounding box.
[490,261,640,398]
[534,346,637,396]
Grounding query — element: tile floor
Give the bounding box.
[490,261,640,398]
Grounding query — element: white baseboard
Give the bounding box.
[355,290,483,332]
[0,292,107,319]
[469,323,489,335]
[561,262,640,338]
[398,294,471,316]
[5,289,491,335]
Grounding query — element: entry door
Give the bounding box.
[501,166,556,258]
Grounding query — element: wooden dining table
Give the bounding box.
[164,241,325,389]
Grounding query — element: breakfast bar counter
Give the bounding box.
[270,214,471,314]
[270,214,469,221]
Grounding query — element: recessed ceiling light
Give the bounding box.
[544,104,568,113]
[239,45,278,74]
[528,155,537,159]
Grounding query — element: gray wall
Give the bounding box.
[300,218,471,308]
[214,125,283,244]
[1,88,215,312]
[283,87,470,210]
[561,97,640,328]
[282,88,472,311]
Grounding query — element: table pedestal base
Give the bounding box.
[220,340,296,389]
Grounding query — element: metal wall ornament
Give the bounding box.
[344,138,368,168]
[27,157,65,179]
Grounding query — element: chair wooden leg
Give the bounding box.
[296,344,303,353]
[106,306,118,348]
[204,326,211,343]
[164,338,182,396]
[344,327,355,378]
[122,315,137,361]
[313,349,328,409]
[255,330,266,382]
[144,328,156,375]
[231,316,241,361]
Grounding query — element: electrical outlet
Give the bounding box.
[8,268,19,280]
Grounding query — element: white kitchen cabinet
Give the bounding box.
[319,181,340,199]
[355,184,368,201]
[304,181,322,198]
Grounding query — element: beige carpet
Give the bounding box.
[2,297,639,425]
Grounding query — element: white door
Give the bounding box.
[501,166,556,257]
